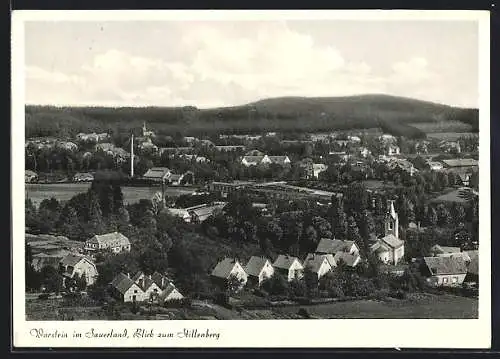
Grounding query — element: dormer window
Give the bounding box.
[388,222,393,230]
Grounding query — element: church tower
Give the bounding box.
[142,122,147,137]
[384,200,399,239]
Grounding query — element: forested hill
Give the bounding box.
[25,94,479,139]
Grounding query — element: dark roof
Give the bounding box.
[334,252,360,267]
[272,255,303,270]
[242,155,265,163]
[303,253,334,273]
[380,234,404,249]
[244,256,272,277]
[59,254,87,267]
[211,258,242,279]
[110,273,138,295]
[88,232,130,247]
[315,238,356,254]
[423,256,468,275]
[268,156,290,165]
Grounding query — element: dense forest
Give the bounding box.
[25,94,478,140]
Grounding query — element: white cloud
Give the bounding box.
[25,24,454,107]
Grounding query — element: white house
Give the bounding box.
[303,253,335,280]
[313,163,328,179]
[386,144,401,156]
[272,255,304,281]
[59,254,98,287]
[211,258,248,289]
[244,256,274,286]
[84,232,131,254]
[143,167,171,182]
[241,155,272,167]
[110,273,145,302]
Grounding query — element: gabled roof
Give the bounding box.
[158,283,182,301]
[143,167,171,179]
[242,155,265,164]
[422,256,468,275]
[370,241,390,253]
[211,258,243,279]
[88,232,130,247]
[268,156,290,165]
[110,273,139,295]
[272,255,303,271]
[303,253,334,273]
[334,252,360,267]
[245,256,272,277]
[151,271,171,289]
[315,238,356,254]
[380,234,404,249]
[59,254,87,267]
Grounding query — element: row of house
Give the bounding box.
[110,271,183,303]
[142,167,195,186]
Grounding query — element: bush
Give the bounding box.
[38,293,50,300]
[297,308,311,318]
[241,297,270,309]
[389,289,407,300]
[253,288,269,298]
[164,298,192,308]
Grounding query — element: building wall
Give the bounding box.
[427,274,467,287]
[229,263,248,286]
[316,260,332,280]
[143,282,162,301]
[258,262,275,285]
[123,284,145,302]
[287,260,304,281]
[393,246,405,265]
[163,288,184,301]
[72,260,98,286]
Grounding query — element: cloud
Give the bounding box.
[25,23,451,107]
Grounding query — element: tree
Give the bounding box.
[40,266,64,294]
[436,204,452,227]
[57,204,82,239]
[261,272,290,296]
[427,207,438,227]
[225,274,245,295]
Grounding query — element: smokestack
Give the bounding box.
[126,272,130,278]
[130,134,134,178]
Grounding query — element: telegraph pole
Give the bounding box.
[130,133,135,178]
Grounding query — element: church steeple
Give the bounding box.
[142,121,147,136]
[384,200,399,239]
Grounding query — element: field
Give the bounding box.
[409,121,474,134]
[426,132,478,141]
[26,293,478,320]
[25,183,197,207]
[273,293,478,319]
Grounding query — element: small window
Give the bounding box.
[134,290,138,293]
[388,222,393,230]
[443,277,448,283]
[452,277,458,283]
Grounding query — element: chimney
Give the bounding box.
[126,272,130,278]
[161,276,166,288]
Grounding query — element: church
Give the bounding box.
[369,200,405,265]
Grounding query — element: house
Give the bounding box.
[241,155,272,167]
[464,250,479,282]
[84,232,131,254]
[333,252,361,267]
[110,273,145,302]
[138,138,159,152]
[189,203,226,223]
[379,134,397,143]
[244,256,275,286]
[415,141,429,154]
[328,151,350,162]
[143,167,171,182]
[429,245,470,261]
[132,272,163,302]
[315,238,360,256]
[215,145,245,152]
[169,171,195,186]
[358,147,371,158]
[76,133,100,142]
[158,283,184,302]
[302,253,335,280]
[386,144,401,156]
[313,164,328,179]
[440,141,461,154]
[73,172,94,182]
[272,255,304,281]
[211,258,248,290]
[32,252,70,271]
[420,256,468,287]
[348,135,361,143]
[59,254,98,287]
[268,156,291,166]
[370,200,404,265]
[57,141,78,151]
[25,170,38,183]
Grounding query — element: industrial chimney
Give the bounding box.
[130,134,135,178]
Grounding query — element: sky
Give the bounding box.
[24,20,479,108]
